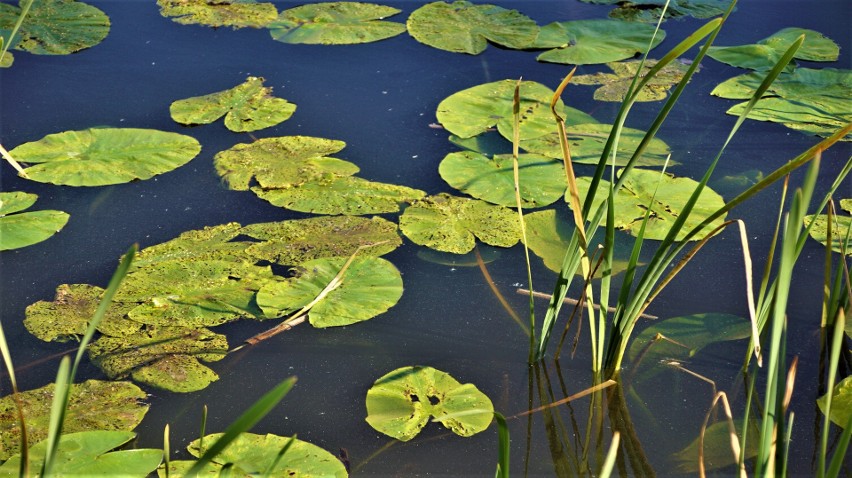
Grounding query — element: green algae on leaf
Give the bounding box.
[533,19,664,65]
[256,256,403,327]
[0,191,69,250]
[399,193,520,254]
[804,211,852,255]
[439,151,566,208]
[573,169,727,241]
[170,77,296,132]
[572,59,694,102]
[365,365,494,441]
[269,2,405,45]
[131,222,252,269]
[0,380,149,461]
[157,0,278,29]
[0,0,109,55]
[406,1,538,55]
[11,128,201,186]
[0,430,161,477]
[817,376,852,429]
[708,28,839,71]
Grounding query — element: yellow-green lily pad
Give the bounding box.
[572,59,694,102]
[533,19,665,65]
[269,2,406,45]
[804,211,852,255]
[157,0,278,29]
[0,0,110,55]
[0,191,69,250]
[817,376,852,429]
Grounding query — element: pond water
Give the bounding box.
[1,0,850,476]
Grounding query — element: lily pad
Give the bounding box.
[533,19,665,65]
[406,1,538,55]
[0,431,161,477]
[0,191,69,250]
[572,59,695,102]
[365,365,494,441]
[170,77,296,132]
[256,256,403,327]
[817,376,852,429]
[157,0,278,29]
[0,380,149,461]
[627,313,751,365]
[417,245,501,266]
[572,169,727,241]
[11,128,201,186]
[804,213,851,255]
[438,151,566,208]
[269,2,406,45]
[0,37,12,67]
[708,28,839,71]
[24,283,140,342]
[399,193,520,254]
[520,123,673,167]
[671,420,759,473]
[0,0,110,55]
[131,222,253,269]
[582,0,733,22]
[88,325,228,392]
[161,432,346,477]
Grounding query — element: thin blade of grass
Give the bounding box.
[40,356,71,477]
[598,432,621,478]
[819,307,847,478]
[163,424,171,478]
[494,413,510,478]
[698,392,745,478]
[0,319,28,477]
[735,220,763,367]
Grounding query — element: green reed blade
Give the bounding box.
[494,413,510,478]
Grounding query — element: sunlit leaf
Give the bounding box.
[627,313,752,364]
[0,191,69,250]
[157,0,278,29]
[533,19,664,65]
[171,76,296,132]
[269,2,405,45]
[818,376,852,429]
[438,151,566,208]
[0,380,149,461]
[11,128,201,186]
[572,59,695,102]
[256,256,403,327]
[708,28,839,71]
[804,212,852,255]
[365,365,494,441]
[131,222,252,269]
[25,284,140,342]
[0,0,110,55]
[406,0,538,55]
[399,193,520,253]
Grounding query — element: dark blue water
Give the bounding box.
[1,1,849,475]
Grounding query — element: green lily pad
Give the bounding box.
[438,151,566,208]
[0,0,110,55]
[399,193,520,254]
[406,1,538,55]
[804,213,851,255]
[0,191,69,250]
[671,419,759,473]
[435,79,579,140]
[708,28,839,71]
[0,380,149,461]
[583,0,733,22]
[0,38,12,67]
[817,376,852,429]
[161,432,346,477]
[573,169,727,241]
[256,256,403,327]
[252,176,425,215]
[24,283,140,342]
[520,123,673,167]
[171,77,296,132]
[628,313,751,364]
[88,325,228,392]
[572,59,694,102]
[533,19,665,65]
[0,431,161,477]
[131,222,253,269]
[11,128,201,186]
[157,0,278,29]
[365,365,494,441]
[841,199,852,214]
[269,2,405,45]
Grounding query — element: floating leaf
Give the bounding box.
[365,365,494,441]
[0,380,149,461]
[0,431,161,477]
[131,222,253,269]
[628,313,751,364]
[157,0,278,29]
[269,2,405,45]
[671,420,759,473]
[804,213,852,255]
[572,59,695,102]
[438,151,566,208]
[417,245,501,266]
[0,0,110,55]
[708,28,839,71]
[841,199,852,214]
[399,193,520,253]
[533,19,664,65]
[88,325,228,392]
[256,256,403,327]
[818,376,852,429]
[25,284,140,342]
[583,0,733,22]
[0,191,69,250]
[170,77,296,132]
[11,128,201,186]
[406,1,538,55]
[520,123,673,167]
[253,176,425,215]
[573,169,727,241]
